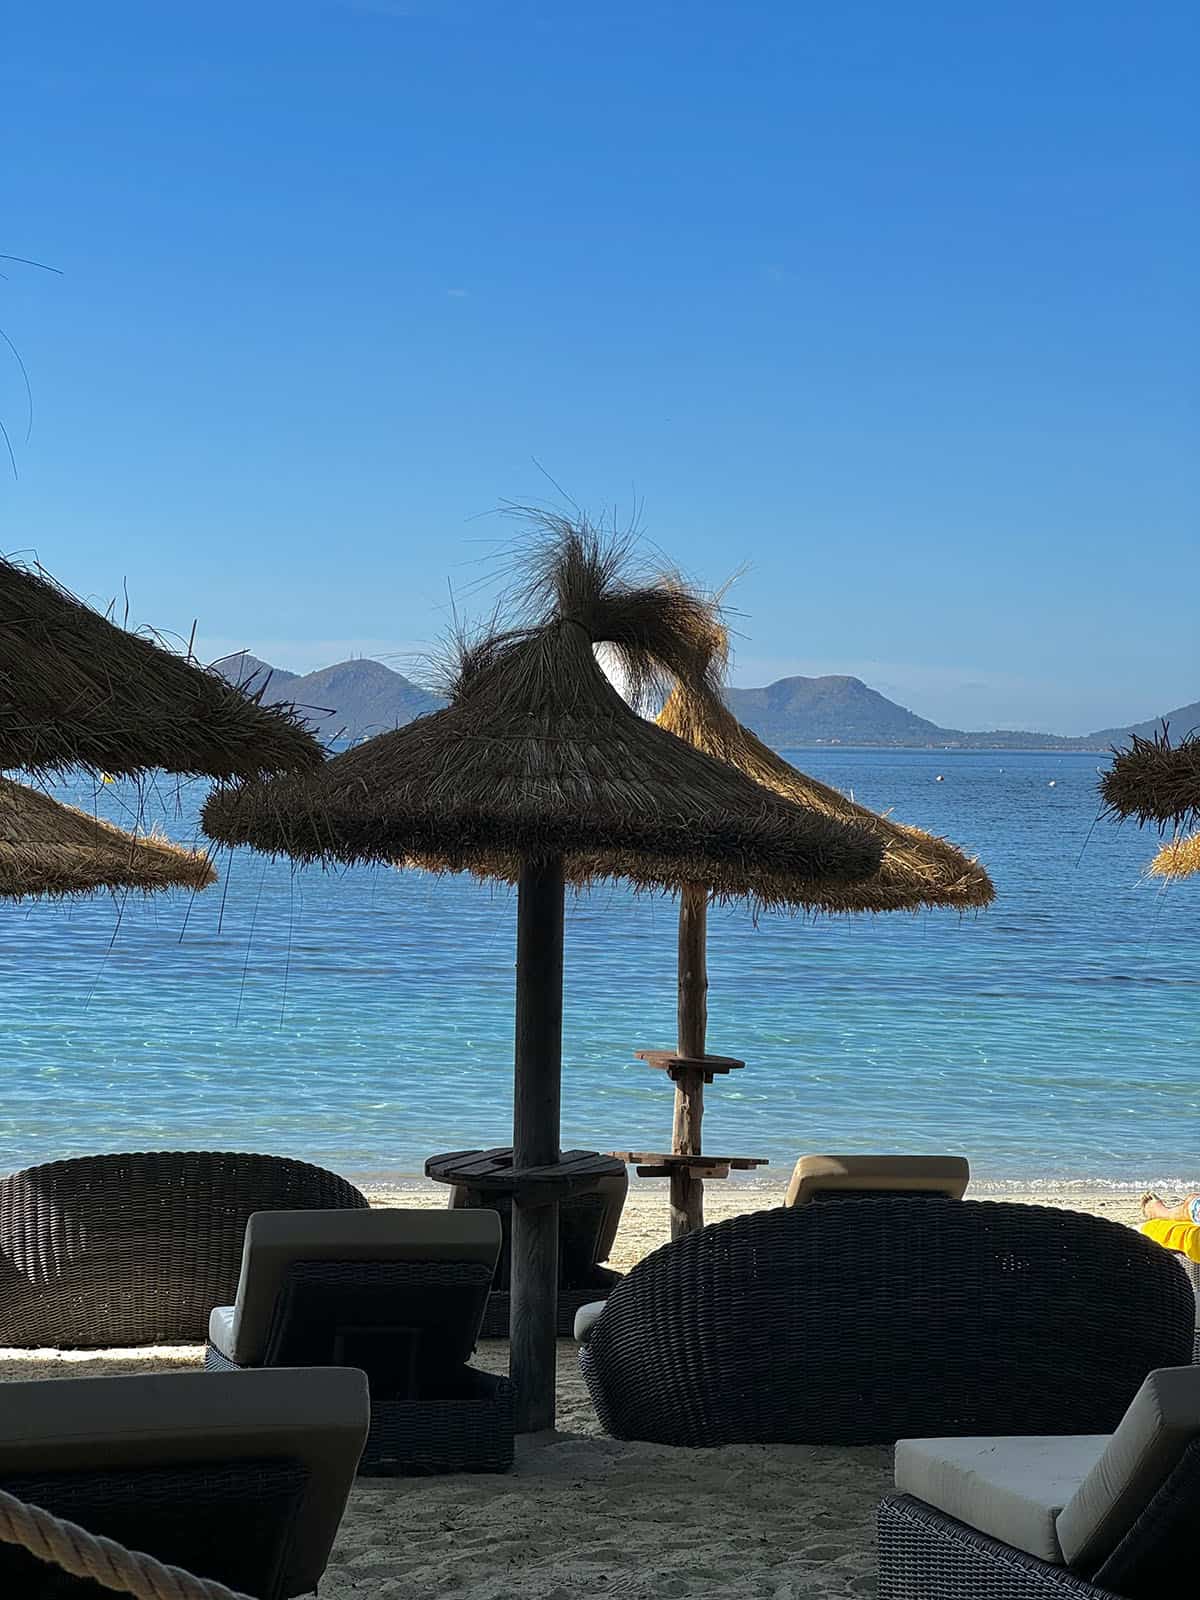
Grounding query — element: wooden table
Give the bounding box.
[425,1146,627,1206]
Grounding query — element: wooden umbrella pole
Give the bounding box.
[511,853,565,1433]
[672,882,709,1238]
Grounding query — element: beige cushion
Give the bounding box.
[1057,1366,1200,1568]
[574,1301,607,1343]
[786,1153,969,1207]
[230,1207,501,1365]
[896,1434,1106,1563]
[0,1367,368,1595]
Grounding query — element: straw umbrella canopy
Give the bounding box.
[0,777,215,899]
[0,557,323,781]
[202,534,883,1430]
[1148,831,1200,881]
[1099,729,1200,832]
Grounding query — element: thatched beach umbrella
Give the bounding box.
[0,557,322,780]
[0,777,215,899]
[202,535,883,1430]
[1148,831,1200,881]
[1100,729,1200,831]
[643,675,994,1231]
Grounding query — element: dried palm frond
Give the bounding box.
[0,778,215,899]
[0,557,323,780]
[659,678,994,913]
[1100,728,1200,830]
[1148,830,1200,881]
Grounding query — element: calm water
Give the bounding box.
[2,750,1197,1184]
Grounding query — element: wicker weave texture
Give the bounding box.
[0,1459,307,1600]
[0,1151,368,1348]
[877,1497,1124,1600]
[580,1199,1195,1447]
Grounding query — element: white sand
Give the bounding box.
[0,1180,1156,1598]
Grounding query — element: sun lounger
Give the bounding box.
[1139,1218,1200,1360]
[878,1364,1200,1599]
[205,1209,514,1475]
[576,1199,1193,1447]
[0,1151,368,1348]
[0,1366,368,1599]
[444,1150,627,1336]
[785,1152,970,1206]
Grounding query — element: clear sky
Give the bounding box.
[3,1,1196,734]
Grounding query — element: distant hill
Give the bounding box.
[1087,699,1200,745]
[214,652,444,739]
[725,675,945,745]
[214,652,1194,751]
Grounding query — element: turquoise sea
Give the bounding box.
[2,749,1197,1185]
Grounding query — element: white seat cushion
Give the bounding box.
[1057,1366,1200,1569]
[208,1305,236,1359]
[896,1435,1107,1563]
[574,1301,606,1343]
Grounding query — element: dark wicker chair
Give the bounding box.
[879,1430,1200,1600]
[449,1163,627,1337]
[0,1151,368,1348]
[578,1198,1195,1446]
[204,1210,514,1475]
[0,1366,369,1599]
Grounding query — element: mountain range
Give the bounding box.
[214,651,1197,752]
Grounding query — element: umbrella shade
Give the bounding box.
[0,558,323,780]
[202,552,884,1433]
[1148,831,1200,881]
[659,681,994,911]
[202,620,885,897]
[1100,730,1200,830]
[0,778,215,899]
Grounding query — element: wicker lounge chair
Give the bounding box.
[0,1151,368,1348]
[0,1366,368,1599]
[576,1199,1194,1447]
[445,1150,627,1336]
[205,1209,515,1475]
[878,1364,1200,1599]
[785,1152,970,1205]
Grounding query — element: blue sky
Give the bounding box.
[2,1,1196,734]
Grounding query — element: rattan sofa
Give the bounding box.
[0,1366,369,1598]
[205,1209,515,1475]
[0,1150,368,1348]
[447,1160,627,1336]
[577,1198,1195,1446]
[878,1365,1200,1600]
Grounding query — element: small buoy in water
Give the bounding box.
[1048,780,1057,788]
[935,774,945,782]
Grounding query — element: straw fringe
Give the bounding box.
[0,778,215,899]
[0,557,323,780]
[1148,830,1200,881]
[658,681,994,913]
[1100,728,1200,830]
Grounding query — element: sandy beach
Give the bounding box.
[0,1179,1158,1598]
